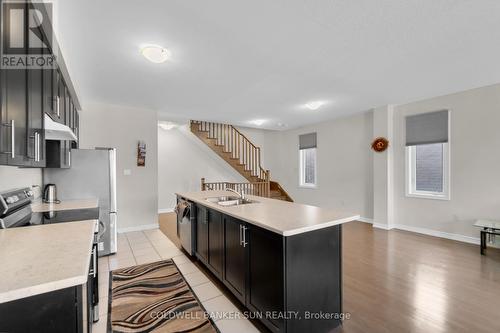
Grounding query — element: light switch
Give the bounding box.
[123,169,132,176]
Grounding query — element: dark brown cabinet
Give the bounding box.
[196,207,223,278]
[222,215,247,303]
[0,65,28,166]
[27,68,46,167]
[187,199,343,333]
[0,0,79,168]
[247,224,284,332]
[196,206,209,263]
[207,209,223,278]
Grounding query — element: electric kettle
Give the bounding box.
[43,184,60,203]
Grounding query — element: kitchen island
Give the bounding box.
[176,191,359,333]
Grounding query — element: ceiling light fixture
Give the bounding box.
[249,119,266,126]
[158,121,177,130]
[305,101,325,110]
[141,45,170,63]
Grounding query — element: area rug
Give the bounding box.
[109,259,217,333]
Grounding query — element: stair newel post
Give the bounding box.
[266,170,271,197]
[201,178,206,191]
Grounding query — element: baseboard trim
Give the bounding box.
[158,208,174,214]
[372,223,393,230]
[358,217,374,224]
[392,224,480,245]
[118,223,159,233]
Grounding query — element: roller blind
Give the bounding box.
[299,132,317,150]
[406,110,449,146]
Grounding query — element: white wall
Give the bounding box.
[263,112,374,218]
[158,124,246,211]
[392,83,500,241]
[80,103,158,231]
[0,166,42,193]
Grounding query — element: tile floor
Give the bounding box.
[93,228,260,333]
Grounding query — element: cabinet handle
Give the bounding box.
[37,132,41,162]
[68,149,71,167]
[239,224,243,246]
[242,226,248,247]
[35,132,39,162]
[56,96,60,117]
[34,133,38,162]
[1,120,15,159]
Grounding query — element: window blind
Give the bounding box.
[299,132,317,150]
[406,110,449,146]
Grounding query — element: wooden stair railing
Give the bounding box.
[191,120,293,202]
[191,120,269,182]
[201,178,270,198]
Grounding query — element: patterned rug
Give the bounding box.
[109,260,217,333]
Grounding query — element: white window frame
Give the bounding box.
[299,147,317,188]
[405,142,450,200]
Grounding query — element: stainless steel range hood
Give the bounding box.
[44,114,78,141]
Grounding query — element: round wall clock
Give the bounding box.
[371,137,389,152]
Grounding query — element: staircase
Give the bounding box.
[190,120,293,201]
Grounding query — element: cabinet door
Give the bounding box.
[207,209,223,277]
[1,63,28,166]
[43,65,56,119]
[52,69,61,122]
[196,206,208,263]
[27,68,45,167]
[247,225,284,332]
[223,216,247,303]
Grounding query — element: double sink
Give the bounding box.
[206,196,257,207]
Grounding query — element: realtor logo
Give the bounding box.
[1,0,55,69]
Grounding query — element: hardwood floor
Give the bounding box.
[159,214,500,333]
[339,222,500,333]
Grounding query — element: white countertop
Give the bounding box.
[31,198,99,213]
[176,191,360,236]
[0,220,96,304]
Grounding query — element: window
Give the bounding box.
[300,148,317,187]
[407,143,449,199]
[405,110,450,200]
[299,132,317,187]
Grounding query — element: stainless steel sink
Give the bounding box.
[205,196,257,206]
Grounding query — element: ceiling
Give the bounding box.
[56,0,500,130]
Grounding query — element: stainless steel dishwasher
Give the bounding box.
[176,198,196,256]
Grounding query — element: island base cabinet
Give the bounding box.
[222,216,247,304]
[196,206,209,263]
[183,198,344,333]
[247,225,284,333]
[247,224,342,333]
[207,209,223,278]
[0,284,90,333]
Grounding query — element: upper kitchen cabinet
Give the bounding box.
[0,1,28,166]
[0,0,81,168]
[27,67,45,167]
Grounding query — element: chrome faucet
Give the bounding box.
[226,188,245,200]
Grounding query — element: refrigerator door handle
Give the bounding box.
[109,212,117,254]
[108,149,117,213]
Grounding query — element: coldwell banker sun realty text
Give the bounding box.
[1,0,56,69]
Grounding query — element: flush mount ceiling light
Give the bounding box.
[158,121,177,130]
[141,45,170,63]
[249,119,266,126]
[305,101,325,110]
